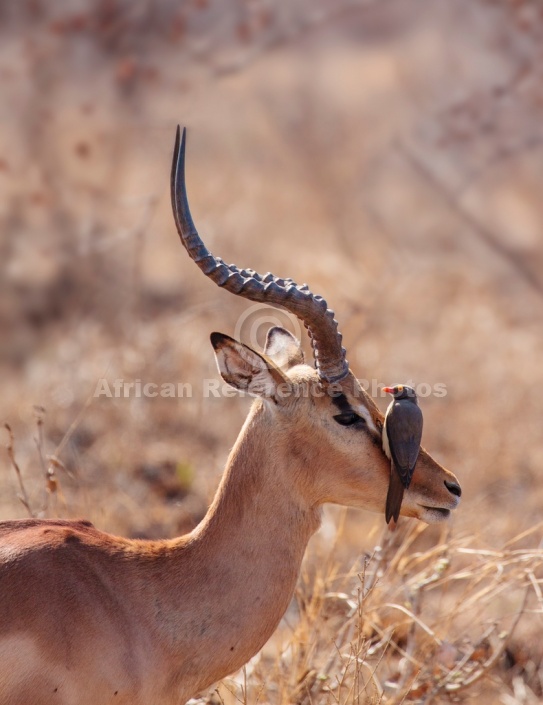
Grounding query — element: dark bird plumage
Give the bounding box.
[382,385,423,524]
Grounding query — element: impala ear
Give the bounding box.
[264,327,304,370]
[210,332,290,399]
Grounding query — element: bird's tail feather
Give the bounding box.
[385,469,405,524]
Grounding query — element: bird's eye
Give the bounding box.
[333,412,364,426]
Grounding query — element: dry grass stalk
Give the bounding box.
[205,522,543,705]
[3,423,34,518]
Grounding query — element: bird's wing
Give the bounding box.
[386,401,423,488]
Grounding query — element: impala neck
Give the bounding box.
[196,402,321,541]
[178,401,321,681]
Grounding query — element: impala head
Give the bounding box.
[171,127,461,523]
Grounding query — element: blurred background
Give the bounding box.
[1,0,543,702]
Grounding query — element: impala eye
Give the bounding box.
[333,412,364,427]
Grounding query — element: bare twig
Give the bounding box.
[33,405,58,513]
[397,141,543,298]
[213,0,388,79]
[4,423,34,517]
[54,387,96,460]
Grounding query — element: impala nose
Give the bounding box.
[444,480,462,498]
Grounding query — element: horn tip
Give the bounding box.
[173,125,187,159]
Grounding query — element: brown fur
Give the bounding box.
[0,337,460,705]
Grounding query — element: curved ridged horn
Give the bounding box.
[171,126,349,383]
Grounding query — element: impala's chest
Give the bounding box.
[151,539,305,699]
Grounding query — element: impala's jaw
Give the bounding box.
[397,485,460,523]
[417,505,452,523]
[409,494,460,523]
[398,448,462,524]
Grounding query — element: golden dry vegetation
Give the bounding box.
[1,1,543,702]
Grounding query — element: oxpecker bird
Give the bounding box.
[382,384,423,525]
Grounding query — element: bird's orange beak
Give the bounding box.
[382,386,394,394]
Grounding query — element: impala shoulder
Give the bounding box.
[0,519,115,553]
[0,519,88,540]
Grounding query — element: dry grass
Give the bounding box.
[2,1,543,702]
[205,519,543,704]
